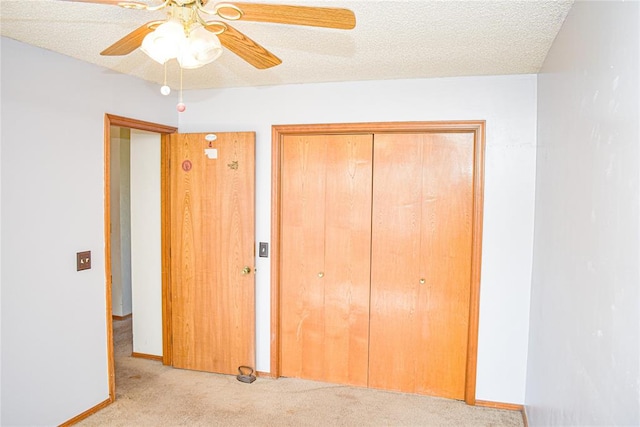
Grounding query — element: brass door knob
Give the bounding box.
[242,266,252,275]
[419,278,426,284]
[318,272,324,278]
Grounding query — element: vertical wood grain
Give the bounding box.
[103,116,115,403]
[160,134,172,366]
[323,134,373,386]
[464,123,486,405]
[368,134,424,393]
[368,132,475,399]
[419,132,474,399]
[170,132,255,375]
[271,121,485,404]
[270,126,282,377]
[280,134,373,386]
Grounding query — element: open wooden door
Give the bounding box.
[169,131,255,375]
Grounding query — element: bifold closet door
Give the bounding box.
[280,134,373,386]
[368,132,475,399]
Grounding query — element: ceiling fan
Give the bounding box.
[68,0,356,70]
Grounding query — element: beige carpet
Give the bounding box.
[79,318,524,427]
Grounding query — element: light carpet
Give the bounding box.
[78,318,524,427]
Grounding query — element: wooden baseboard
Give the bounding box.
[476,400,527,427]
[132,352,163,361]
[59,397,112,426]
[112,314,132,321]
[475,400,523,411]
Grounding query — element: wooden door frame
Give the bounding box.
[270,121,486,405]
[103,114,177,401]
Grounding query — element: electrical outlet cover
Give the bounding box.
[77,251,91,271]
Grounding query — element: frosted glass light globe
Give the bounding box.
[178,26,223,69]
[141,19,186,64]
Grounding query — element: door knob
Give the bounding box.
[318,272,324,278]
[242,266,252,275]
[419,278,426,284]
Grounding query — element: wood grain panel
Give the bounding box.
[231,3,356,29]
[280,134,372,386]
[368,132,474,399]
[368,134,423,392]
[217,24,281,69]
[419,132,474,398]
[100,22,157,56]
[59,398,112,427]
[271,121,486,404]
[170,132,255,375]
[161,134,172,366]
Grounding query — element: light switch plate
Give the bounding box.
[259,242,269,258]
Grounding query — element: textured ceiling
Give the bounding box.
[0,0,573,90]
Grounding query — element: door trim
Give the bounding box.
[103,114,177,401]
[270,121,486,405]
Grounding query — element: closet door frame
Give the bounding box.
[270,121,486,405]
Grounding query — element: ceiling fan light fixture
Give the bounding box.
[140,19,186,64]
[213,3,243,20]
[140,19,222,69]
[177,26,223,69]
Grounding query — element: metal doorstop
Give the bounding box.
[237,366,256,383]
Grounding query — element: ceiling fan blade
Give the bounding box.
[216,24,282,69]
[101,22,158,56]
[220,3,356,29]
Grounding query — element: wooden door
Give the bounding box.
[368,132,475,399]
[279,134,373,386]
[170,132,255,375]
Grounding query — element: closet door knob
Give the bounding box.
[242,266,252,275]
[419,278,425,284]
[318,272,324,278]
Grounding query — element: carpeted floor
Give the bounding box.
[78,318,524,426]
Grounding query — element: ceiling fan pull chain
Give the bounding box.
[177,66,186,112]
[161,61,171,96]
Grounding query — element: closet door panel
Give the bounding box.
[280,134,373,386]
[420,132,474,399]
[280,135,326,380]
[368,135,423,392]
[369,132,474,399]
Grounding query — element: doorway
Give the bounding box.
[104,117,258,399]
[104,114,177,401]
[110,127,167,359]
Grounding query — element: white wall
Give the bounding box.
[526,1,639,426]
[0,36,539,423]
[178,74,538,404]
[130,129,163,356]
[0,37,177,426]
[110,127,133,317]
